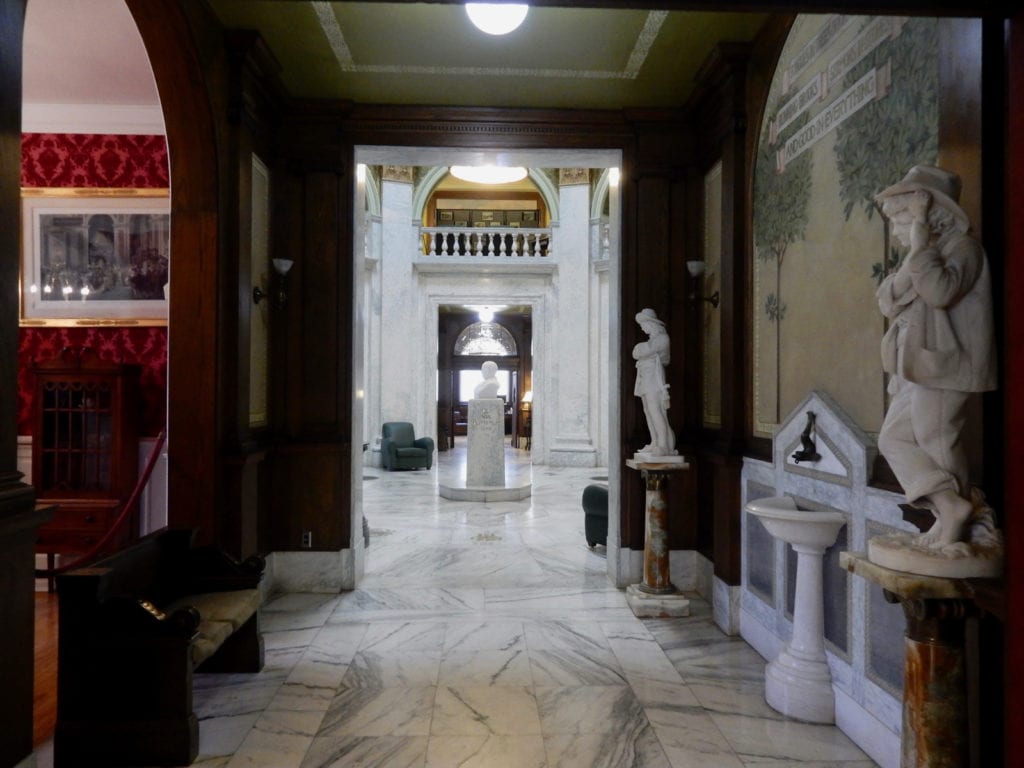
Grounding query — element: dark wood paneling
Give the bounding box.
[0,0,25,476]
[1003,12,1024,764]
[0,503,50,768]
[127,0,225,547]
[271,444,348,551]
[301,172,343,432]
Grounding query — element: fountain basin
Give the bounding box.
[745,496,845,551]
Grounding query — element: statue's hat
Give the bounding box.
[635,308,665,326]
[875,165,969,231]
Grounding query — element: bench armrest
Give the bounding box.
[183,547,266,593]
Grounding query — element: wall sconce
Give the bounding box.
[253,258,294,308]
[686,260,719,308]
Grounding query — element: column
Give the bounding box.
[548,168,596,467]
[840,553,976,768]
[377,166,416,429]
[624,458,691,617]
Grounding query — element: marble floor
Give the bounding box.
[32,441,875,767]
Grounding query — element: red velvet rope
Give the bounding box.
[35,429,167,579]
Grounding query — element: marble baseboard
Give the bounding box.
[694,551,714,604]
[668,550,697,592]
[835,685,899,768]
[609,547,643,589]
[712,577,740,636]
[546,444,598,467]
[738,604,782,664]
[271,550,356,593]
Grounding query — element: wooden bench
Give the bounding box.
[53,527,266,768]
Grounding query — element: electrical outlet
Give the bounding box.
[301,530,312,548]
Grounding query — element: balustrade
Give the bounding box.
[421,226,552,259]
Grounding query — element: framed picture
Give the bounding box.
[437,209,454,223]
[522,210,537,223]
[20,189,171,326]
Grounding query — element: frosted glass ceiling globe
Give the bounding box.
[465,3,529,36]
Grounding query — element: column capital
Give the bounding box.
[558,168,590,186]
[382,165,415,183]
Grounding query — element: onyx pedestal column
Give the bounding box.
[841,552,977,768]
[624,458,690,617]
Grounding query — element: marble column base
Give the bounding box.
[625,583,690,618]
[765,647,835,724]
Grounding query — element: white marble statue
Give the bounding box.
[633,308,677,456]
[474,360,501,399]
[873,165,1000,565]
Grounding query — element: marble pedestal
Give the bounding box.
[624,457,690,618]
[467,398,505,487]
[746,497,845,724]
[439,398,531,502]
[841,552,981,768]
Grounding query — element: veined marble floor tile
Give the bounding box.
[317,686,436,738]
[30,456,879,768]
[432,685,543,736]
[300,735,429,768]
[330,587,486,617]
[343,650,443,688]
[439,649,534,686]
[544,728,671,768]
[536,686,644,735]
[709,712,871,764]
[529,648,628,687]
[226,709,325,768]
[426,734,547,767]
[356,621,447,653]
[646,706,744,768]
[442,619,527,652]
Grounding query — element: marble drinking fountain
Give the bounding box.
[744,495,846,724]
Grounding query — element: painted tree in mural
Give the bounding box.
[833,18,939,279]
[753,105,812,423]
[753,108,813,323]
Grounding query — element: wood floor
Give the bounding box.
[34,591,58,747]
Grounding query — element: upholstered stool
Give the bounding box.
[582,484,609,548]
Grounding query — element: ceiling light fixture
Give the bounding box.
[450,165,528,185]
[465,3,529,35]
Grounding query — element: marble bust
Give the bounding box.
[473,360,501,399]
[869,165,1002,576]
[633,308,677,456]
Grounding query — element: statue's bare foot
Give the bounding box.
[917,491,972,548]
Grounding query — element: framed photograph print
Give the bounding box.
[20,189,170,326]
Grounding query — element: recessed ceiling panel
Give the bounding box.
[207,2,769,109]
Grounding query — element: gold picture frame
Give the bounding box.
[20,188,170,326]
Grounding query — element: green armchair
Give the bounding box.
[381,422,435,470]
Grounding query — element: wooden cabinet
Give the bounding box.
[32,347,141,562]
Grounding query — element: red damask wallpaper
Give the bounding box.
[21,133,169,188]
[18,328,167,437]
[19,133,169,436]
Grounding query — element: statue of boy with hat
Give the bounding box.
[873,165,999,561]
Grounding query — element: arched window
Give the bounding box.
[454,321,517,356]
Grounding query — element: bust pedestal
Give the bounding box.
[467,398,505,488]
[841,552,985,768]
[624,456,690,618]
[440,398,531,502]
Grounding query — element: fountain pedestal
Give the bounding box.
[745,496,845,723]
[625,457,690,618]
